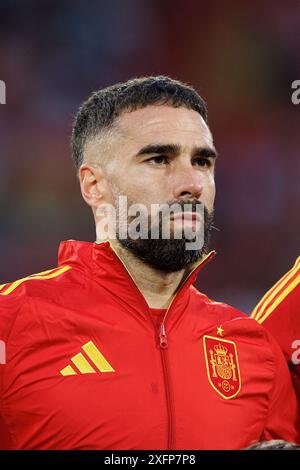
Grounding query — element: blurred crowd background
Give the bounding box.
[0,0,299,313]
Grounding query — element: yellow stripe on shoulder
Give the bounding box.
[251,257,300,321]
[0,265,72,296]
[257,273,299,324]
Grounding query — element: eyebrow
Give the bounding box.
[136,143,218,159]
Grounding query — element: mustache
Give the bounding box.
[167,199,206,214]
[124,199,217,231]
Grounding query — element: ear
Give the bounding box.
[79,164,108,210]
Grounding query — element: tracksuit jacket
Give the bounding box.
[0,240,299,449]
[251,257,300,403]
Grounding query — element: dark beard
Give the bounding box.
[117,203,214,273]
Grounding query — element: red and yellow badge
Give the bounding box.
[203,335,241,400]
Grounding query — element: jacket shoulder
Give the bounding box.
[0,265,77,341]
[190,286,248,321]
[190,286,278,341]
[0,265,75,300]
[251,256,300,325]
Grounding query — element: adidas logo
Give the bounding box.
[60,341,115,376]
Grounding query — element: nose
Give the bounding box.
[172,165,203,201]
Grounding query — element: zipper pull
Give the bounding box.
[159,323,168,349]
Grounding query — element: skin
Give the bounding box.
[79,105,217,308]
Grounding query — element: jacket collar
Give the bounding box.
[58,239,216,314]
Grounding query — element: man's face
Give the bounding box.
[91,105,217,271]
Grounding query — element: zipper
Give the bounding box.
[148,312,173,449]
[159,323,168,349]
[160,339,173,449]
[155,286,179,449]
[158,249,215,349]
[155,251,215,449]
[107,241,216,449]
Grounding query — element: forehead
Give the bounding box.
[116,105,213,148]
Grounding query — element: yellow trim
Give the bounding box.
[257,274,300,324]
[161,251,216,325]
[203,335,241,400]
[251,257,300,321]
[108,239,215,314]
[30,268,62,277]
[71,352,96,374]
[60,365,77,376]
[0,265,72,296]
[82,341,115,373]
[0,267,64,290]
[109,239,215,329]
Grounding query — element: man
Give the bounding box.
[251,257,300,398]
[0,76,299,449]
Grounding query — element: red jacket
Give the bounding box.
[0,240,299,449]
[251,257,300,401]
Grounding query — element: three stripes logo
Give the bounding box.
[60,341,115,376]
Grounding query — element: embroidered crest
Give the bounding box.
[203,335,241,399]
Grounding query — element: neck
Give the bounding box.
[104,239,193,309]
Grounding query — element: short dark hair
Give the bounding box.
[246,439,300,450]
[71,76,208,172]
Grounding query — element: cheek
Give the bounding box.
[203,176,216,210]
[118,169,164,205]
[110,174,149,209]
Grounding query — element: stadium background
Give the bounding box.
[0,0,299,314]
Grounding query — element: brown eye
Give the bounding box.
[195,158,211,168]
[147,155,168,165]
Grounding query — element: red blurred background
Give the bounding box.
[0,0,299,313]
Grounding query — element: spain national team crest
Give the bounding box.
[203,335,241,400]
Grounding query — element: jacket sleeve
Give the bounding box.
[262,330,300,444]
[251,257,299,366]
[0,294,22,449]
